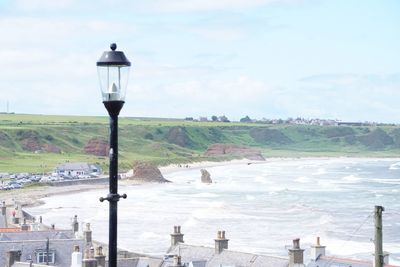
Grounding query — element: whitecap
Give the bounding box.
[295,176,311,183]
[389,162,400,170]
[312,168,326,175]
[342,175,362,183]
[192,192,219,198]
[246,195,256,200]
[254,176,269,184]
[371,178,400,185]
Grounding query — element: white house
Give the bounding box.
[54,162,101,177]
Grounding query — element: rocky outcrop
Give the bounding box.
[200,169,212,183]
[166,127,194,148]
[205,144,265,161]
[42,144,61,154]
[129,162,170,183]
[84,138,109,156]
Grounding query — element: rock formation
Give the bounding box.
[129,162,170,183]
[200,169,212,183]
[84,138,109,156]
[42,144,61,153]
[205,144,265,161]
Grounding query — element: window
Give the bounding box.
[36,251,55,264]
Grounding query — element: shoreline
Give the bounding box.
[2,156,400,208]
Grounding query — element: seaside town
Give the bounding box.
[1,1,400,267]
[0,190,393,267]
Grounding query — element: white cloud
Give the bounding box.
[135,0,304,13]
[14,0,76,11]
[276,73,400,122]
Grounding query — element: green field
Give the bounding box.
[1,113,400,172]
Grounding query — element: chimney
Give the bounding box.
[288,238,305,267]
[95,246,106,267]
[169,255,184,267]
[82,247,97,267]
[71,245,83,267]
[84,223,92,246]
[2,201,6,215]
[1,201,7,228]
[310,237,326,261]
[21,218,29,231]
[6,250,21,267]
[215,230,229,254]
[170,225,184,246]
[72,215,79,234]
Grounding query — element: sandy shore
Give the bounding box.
[0,159,257,208]
[0,184,108,208]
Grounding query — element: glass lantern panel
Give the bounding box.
[97,65,130,101]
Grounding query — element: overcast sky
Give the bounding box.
[0,0,399,122]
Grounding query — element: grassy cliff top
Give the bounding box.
[1,113,399,172]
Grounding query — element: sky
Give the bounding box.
[0,0,399,123]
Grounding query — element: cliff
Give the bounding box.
[205,144,265,161]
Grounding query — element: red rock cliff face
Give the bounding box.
[205,144,265,161]
[84,138,109,156]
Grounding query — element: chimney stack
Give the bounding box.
[310,237,326,261]
[21,218,29,231]
[170,225,184,246]
[215,230,229,254]
[84,223,92,246]
[72,215,79,234]
[82,247,97,267]
[288,238,305,267]
[71,245,83,267]
[1,201,6,215]
[95,246,106,267]
[6,250,21,267]
[1,201,7,228]
[169,255,184,267]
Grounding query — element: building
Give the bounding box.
[160,226,300,267]
[0,204,87,267]
[306,237,398,267]
[54,162,101,177]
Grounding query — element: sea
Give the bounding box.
[26,158,400,264]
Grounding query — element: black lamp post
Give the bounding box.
[97,43,131,267]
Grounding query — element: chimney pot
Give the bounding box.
[288,238,304,266]
[170,225,184,246]
[215,230,228,254]
[293,238,300,249]
[310,237,326,261]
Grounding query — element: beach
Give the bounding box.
[2,157,397,208]
[0,159,252,208]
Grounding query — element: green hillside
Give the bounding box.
[1,114,400,172]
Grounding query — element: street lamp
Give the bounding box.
[97,43,131,267]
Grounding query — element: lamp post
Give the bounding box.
[97,43,131,267]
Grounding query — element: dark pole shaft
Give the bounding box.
[374,205,384,267]
[109,113,118,267]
